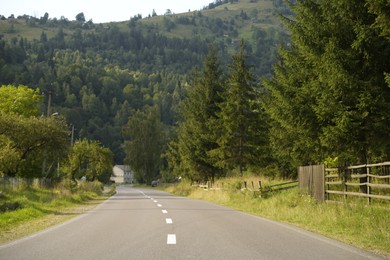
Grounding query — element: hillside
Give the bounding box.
[0,0,290,164]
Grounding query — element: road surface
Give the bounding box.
[0,186,383,259]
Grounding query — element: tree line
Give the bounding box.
[0,2,284,165]
[150,0,390,182]
[263,0,390,175]
[0,85,113,182]
[1,0,389,183]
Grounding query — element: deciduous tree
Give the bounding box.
[123,105,167,184]
[65,139,113,182]
[0,84,42,116]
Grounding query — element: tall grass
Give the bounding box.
[164,177,390,258]
[0,180,113,243]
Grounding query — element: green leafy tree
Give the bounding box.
[123,105,167,184]
[0,114,70,177]
[76,12,86,22]
[65,139,113,182]
[0,85,42,116]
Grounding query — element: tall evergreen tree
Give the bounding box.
[262,0,325,174]
[211,40,269,175]
[263,0,390,173]
[172,47,225,182]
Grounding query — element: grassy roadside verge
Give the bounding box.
[163,178,390,258]
[0,182,115,244]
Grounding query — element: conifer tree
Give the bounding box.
[172,47,225,182]
[211,40,269,175]
[263,0,390,172]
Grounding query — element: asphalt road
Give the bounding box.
[0,186,384,260]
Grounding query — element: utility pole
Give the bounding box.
[71,124,75,146]
[42,91,52,177]
[47,91,52,116]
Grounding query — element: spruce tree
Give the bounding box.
[263,0,390,171]
[174,47,225,182]
[211,40,269,175]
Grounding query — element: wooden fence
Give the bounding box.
[191,180,298,194]
[298,165,325,202]
[0,177,52,191]
[299,162,390,204]
[325,162,390,204]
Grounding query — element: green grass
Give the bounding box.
[164,178,390,258]
[0,181,115,243]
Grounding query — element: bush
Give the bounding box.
[56,179,77,194]
[0,202,22,212]
[78,180,103,195]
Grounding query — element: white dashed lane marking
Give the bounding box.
[167,234,176,245]
[139,190,176,245]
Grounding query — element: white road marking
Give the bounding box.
[167,234,176,245]
[162,210,168,214]
[153,200,158,203]
[157,204,162,207]
[166,218,173,224]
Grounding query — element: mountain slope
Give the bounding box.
[0,0,290,164]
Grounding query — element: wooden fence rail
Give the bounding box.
[0,177,52,191]
[299,162,390,204]
[191,180,298,195]
[325,162,390,204]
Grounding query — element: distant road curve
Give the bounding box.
[0,186,384,259]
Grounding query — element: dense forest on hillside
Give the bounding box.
[2,0,389,183]
[0,0,288,165]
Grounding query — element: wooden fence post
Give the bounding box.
[342,166,348,201]
[367,166,371,205]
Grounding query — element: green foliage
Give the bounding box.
[123,105,167,184]
[0,113,70,177]
[0,85,42,116]
[0,84,70,178]
[170,47,225,182]
[211,40,270,174]
[263,0,390,172]
[0,1,286,164]
[77,180,103,195]
[169,41,271,180]
[0,182,107,243]
[64,139,114,183]
[165,180,390,257]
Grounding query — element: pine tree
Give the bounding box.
[262,0,325,173]
[172,47,225,182]
[211,40,269,175]
[263,0,390,172]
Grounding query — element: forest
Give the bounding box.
[1,0,390,183]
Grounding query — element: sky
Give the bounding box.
[1,0,213,23]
